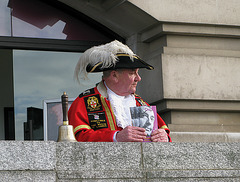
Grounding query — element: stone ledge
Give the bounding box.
[0,171,56,181]
[164,47,240,58]
[146,169,240,178]
[156,99,240,112]
[56,142,142,171]
[0,141,239,181]
[170,132,240,143]
[0,141,56,170]
[142,143,240,170]
[169,124,240,133]
[57,169,144,179]
[147,177,239,182]
[141,23,240,43]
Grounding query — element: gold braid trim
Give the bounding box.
[100,96,115,130]
[74,125,91,133]
[160,125,168,129]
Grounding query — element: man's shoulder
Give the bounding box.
[134,93,141,98]
[79,87,97,98]
[134,93,149,106]
[134,93,145,100]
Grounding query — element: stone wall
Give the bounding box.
[0,141,239,181]
[136,23,240,137]
[55,0,240,142]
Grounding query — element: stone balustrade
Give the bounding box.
[0,141,239,181]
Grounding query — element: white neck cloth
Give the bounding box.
[104,82,136,129]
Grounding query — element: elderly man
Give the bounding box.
[68,40,171,142]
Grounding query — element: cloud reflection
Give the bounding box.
[0,0,11,36]
[13,50,102,140]
[13,17,67,39]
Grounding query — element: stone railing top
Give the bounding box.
[0,141,239,171]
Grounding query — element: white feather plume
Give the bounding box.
[74,40,135,82]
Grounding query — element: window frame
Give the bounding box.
[0,36,109,52]
[0,0,124,52]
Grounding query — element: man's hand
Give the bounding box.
[116,126,147,142]
[151,129,168,142]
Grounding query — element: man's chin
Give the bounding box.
[130,88,137,93]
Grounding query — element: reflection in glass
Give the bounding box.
[13,50,102,140]
[0,0,11,36]
[10,0,111,41]
[12,17,67,39]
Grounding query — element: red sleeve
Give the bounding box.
[68,97,117,142]
[157,114,172,142]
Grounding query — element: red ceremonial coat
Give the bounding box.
[68,81,171,142]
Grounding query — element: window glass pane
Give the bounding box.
[10,0,112,41]
[13,50,102,140]
[0,0,11,36]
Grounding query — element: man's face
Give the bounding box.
[130,106,155,136]
[140,109,154,136]
[115,69,141,96]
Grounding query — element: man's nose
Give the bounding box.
[136,73,141,82]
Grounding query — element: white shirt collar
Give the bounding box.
[104,81,136,128]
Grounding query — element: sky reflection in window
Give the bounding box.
[13,50,102,140]
[0,0,11,36]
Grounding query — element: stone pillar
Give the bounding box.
[136,23,240,141]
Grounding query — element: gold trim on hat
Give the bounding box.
[116,53,139,59]
[89,62,103,72]
[117,53,154,70]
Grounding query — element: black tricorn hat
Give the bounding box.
[74,40,154,81]
[86,53,154,72]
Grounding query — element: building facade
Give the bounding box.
[1,0,240,141]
